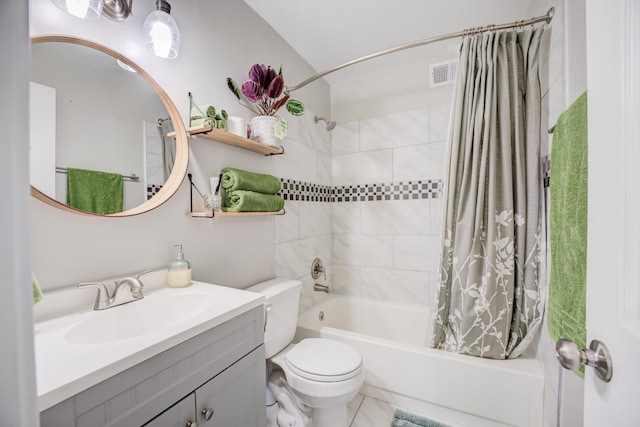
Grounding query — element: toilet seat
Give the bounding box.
[284,338,362,382]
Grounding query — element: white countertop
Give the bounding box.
[34,281,264,412]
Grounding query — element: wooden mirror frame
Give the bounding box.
[29,35,189,217]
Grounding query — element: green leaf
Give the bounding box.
[286,99,305,116]
[226,77,241,100]
[274,118,288,139]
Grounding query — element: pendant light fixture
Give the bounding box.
[50,0,132,21]
[50,0,103,20]
[143,0,181,59]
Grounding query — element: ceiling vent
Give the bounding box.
[429,60,458,88]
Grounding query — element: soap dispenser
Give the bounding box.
[168,244,192,288]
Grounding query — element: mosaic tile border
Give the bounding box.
[278,178,443,203]
[279,179,333,202]
[147,184,163,200]
[334,180,442,202]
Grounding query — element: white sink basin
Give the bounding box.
[34,281,265,412]
[65,294,213,344]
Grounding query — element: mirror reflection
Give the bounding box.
[30,40,176,215]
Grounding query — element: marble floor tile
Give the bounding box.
[350,395,452,427]
[347,393,365,426]
[351,396,396,427]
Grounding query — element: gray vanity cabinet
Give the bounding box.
[40,307,267,427]
[144,393,195,427]
[145,347,265,427]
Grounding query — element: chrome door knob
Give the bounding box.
[186,421,199,427]
[555,338,613,382]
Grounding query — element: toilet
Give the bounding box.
[247,278,365,427]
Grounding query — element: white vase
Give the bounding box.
[250,115,279,147]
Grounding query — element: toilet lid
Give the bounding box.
[284,338,362,382]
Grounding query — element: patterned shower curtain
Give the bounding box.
[430,27,546,359]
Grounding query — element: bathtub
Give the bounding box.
[294,295,544,427]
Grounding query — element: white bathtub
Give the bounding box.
[294,295,544,427]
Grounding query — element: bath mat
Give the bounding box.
[391,409,450,427]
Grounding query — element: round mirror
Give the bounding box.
[29,35,188,216]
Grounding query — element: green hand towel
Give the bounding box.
[66,167,124,215]
[223,190,284,212]
[190,104,216,119]
[190,117,215,128]
[548,91,588,377]
[216,119,228,131]
[221,167,281,194]
[32,273,43,304]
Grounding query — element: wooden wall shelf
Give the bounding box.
[168,124,284,156]
[188,210,285,218]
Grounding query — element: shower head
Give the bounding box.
[314,115,336,132]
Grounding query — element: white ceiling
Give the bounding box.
[244,0,534,85]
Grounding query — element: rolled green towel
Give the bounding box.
[33,273,43,304]
[216,119,228,131]
[220,109,229,120]
[221,167,281,194]
[224,190,284,212]
[190,117,215,128]
[190,104,216,119]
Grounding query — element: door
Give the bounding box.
[584,0,640,424]
[195,347,266,427]
[143,393,197,427]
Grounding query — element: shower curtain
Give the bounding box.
[430,27,545,359]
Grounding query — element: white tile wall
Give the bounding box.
[332,150,394,186]
[274,111,333,314]
[332,121,360,155]
[392,143,446,182]
[359,109,429,151]
[331,104,450,309]
[360,200,431,235]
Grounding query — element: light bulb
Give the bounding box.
[143,1,181,59]
[50,0,103,20]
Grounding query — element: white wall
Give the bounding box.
[29,0,330,292]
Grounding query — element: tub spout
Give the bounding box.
[314,283,331,293]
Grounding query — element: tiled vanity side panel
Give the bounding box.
[40,307,264,427]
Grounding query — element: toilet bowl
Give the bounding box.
[247,278,365,427]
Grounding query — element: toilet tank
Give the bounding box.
[246,278,302,358]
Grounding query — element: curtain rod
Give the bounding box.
[56,167,140,182]
[286,7,555,93]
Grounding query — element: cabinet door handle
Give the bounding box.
[186,421,199,427]
[201,408,214,421]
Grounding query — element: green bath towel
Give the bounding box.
[223,190,284,212]
[221,167,281,194]
[548,91,588,378]
[391,409,449,427]
[66,167,124,215]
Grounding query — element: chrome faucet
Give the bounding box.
[313,283,331,293]
[79,269,151,310]
[311,258,326,280]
